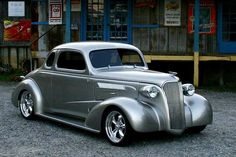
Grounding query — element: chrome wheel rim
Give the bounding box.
[105,111,126,143]
[20,91,34,118]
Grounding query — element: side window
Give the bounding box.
[57,51,86,71]
[46,52,55,67]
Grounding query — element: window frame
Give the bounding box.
[89,48,145,69]
[55,49,87,73]
[45,52,56,69]
[218,1,236,54]
[44,51,57,69]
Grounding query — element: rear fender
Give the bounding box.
[11,79,43,114]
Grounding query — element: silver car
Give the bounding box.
[12,42,213,146]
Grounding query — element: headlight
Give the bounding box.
[182,84,195,96]
[140,85,159,98]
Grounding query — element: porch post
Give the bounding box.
[193,0,200,87]
[65,0,71,42]
[128,0,132,44]
[38,1,48,52]
[80,0,87,41]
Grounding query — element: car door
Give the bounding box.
[33,51,56,113]
[50,50,94,119]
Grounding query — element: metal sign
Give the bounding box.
[49,0,62,25]
[164,0,181,26]
[8,1,25,17]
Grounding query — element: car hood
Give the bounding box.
[93,68,179,86]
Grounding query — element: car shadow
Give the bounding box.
[34,116,206,146]
[130,130,207,146]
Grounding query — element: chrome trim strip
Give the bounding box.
[37,113,100,133]
[98,82,126,90]
[66,100,102,104]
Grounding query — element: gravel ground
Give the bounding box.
[0,82,235,157]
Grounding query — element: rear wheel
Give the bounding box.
[104,109,132,146]
[19,91,35,119]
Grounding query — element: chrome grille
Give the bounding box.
[163,82,185,129]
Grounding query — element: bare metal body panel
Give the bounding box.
[12,42,213,134]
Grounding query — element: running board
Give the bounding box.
[37,113,100,133]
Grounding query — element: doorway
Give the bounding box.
[86,0,131,43]
[218,1,236,53]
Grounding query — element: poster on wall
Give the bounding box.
[49,0,62,25]
[188,0,216,34]
[3,20,31,41]
[164,0,181,26]
[8,1,25,17]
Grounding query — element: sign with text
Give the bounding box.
[49,0,62,25]
[164,0,181,26]
[8,1,25,17]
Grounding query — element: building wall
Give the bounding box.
[132,0,217,54]
[0,0,31,69]
[1,0,235,70]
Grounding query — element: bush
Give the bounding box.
[0,69,26,82]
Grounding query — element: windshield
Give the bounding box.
[89,49,145,68]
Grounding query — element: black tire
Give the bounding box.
[187,125,207,133]
[19,90,35,120]
[103,108,132,146]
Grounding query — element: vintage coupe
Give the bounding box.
[12,42,213,146]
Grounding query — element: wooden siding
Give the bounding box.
[132,0,217,55]
[0,1,31,69]
[0,47,31,69]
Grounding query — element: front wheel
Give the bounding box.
[19,91,35,119]
[104,109,132,146]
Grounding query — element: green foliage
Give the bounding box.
[0,69,26,81]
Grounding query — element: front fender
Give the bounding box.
[184,94,213,127]
[11,79,43,114]
[85,97,160,133]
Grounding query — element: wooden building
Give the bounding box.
[0,0,236,86]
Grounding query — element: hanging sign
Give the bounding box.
[188,0,216,34]
[164,0,181,26]
[8,1,25,17]
[49,0,62,25]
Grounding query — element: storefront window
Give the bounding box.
[109,0,128,41]
[87,0,104,40]
[222,3,236,41]
[86,0,129,42]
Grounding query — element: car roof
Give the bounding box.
[53,42,140,53]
